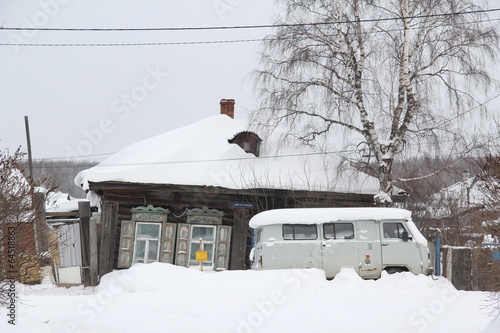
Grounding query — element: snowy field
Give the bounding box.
[1,263,499,333]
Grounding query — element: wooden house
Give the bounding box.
[75,99,406,284]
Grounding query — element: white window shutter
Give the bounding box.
[117,220,136,268]
[175,223,191,267]
[215,225,232,270]
[159,222,177,264]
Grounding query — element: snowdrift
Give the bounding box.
[1,263,497,333]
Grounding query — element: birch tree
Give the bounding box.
[252,0,499,204]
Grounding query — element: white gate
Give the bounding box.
[52,221,83,284]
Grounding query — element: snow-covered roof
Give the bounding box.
[44,190,87,213]
[428,177,495,219]
[75,115,381,194]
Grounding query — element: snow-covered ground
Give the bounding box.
[1,263,498,333]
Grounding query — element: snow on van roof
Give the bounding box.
[249,207,412,228]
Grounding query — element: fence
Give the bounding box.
[430,244,500,291]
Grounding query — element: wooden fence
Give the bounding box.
[430,244,500,291]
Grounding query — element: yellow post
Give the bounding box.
[199,238,203,272]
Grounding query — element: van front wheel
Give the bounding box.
[384,267,409,274]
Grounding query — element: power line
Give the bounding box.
[2,18,499,47]
[1,8,499,32]
[2,16,498,48]
[434,93,500,128]
[0,38,264,47]
[33,152,115,161]
[31,149,358,169]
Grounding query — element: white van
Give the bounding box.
[249,207,432,279]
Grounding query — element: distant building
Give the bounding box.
[425,173,500,246]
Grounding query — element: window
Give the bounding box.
[189,225,216,266]
[383,222,407,239]
[282,224,317,240]
[255,228,263,243]
[324,223,355,239]
[133,223,161,264]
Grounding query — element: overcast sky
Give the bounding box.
[0,0,278,161]
[1,1,499,163]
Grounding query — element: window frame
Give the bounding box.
[282,224,318,240]
[254,228,263,244]
[188,225,217,267]
[382,222,408,239]
[133,222,162,264]
[323,222,355,240]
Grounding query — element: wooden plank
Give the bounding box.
[89,212,99,286]
[471,248,479,291]
[78,201,91,287]
[46,211,80,217]
[229,208,248,270]
[33,192,48,252]
[99,202,119,278]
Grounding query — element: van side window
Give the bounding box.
[323,223,355,239]
[282,224,317,240]
[383,223,406,239]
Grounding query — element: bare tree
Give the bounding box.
[252,0,499,204]
[0,148,51,305]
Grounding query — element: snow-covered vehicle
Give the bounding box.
[249,207,433,279]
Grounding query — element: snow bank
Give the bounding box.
[1,263,495,333]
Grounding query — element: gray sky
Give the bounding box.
[0,0,277,161]
[1,1,499,163]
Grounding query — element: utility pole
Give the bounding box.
[25,116,42,254]
[24,116,34,187]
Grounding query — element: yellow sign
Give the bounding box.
[195,251,208,262]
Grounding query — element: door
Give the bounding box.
[281,224,322,270]
[355,220,382,279]
[55,222,83,284]
[379,220,423,273]
[56,223,83,268]
[321,222,360,278]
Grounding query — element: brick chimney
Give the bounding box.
[220,99,235,119]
